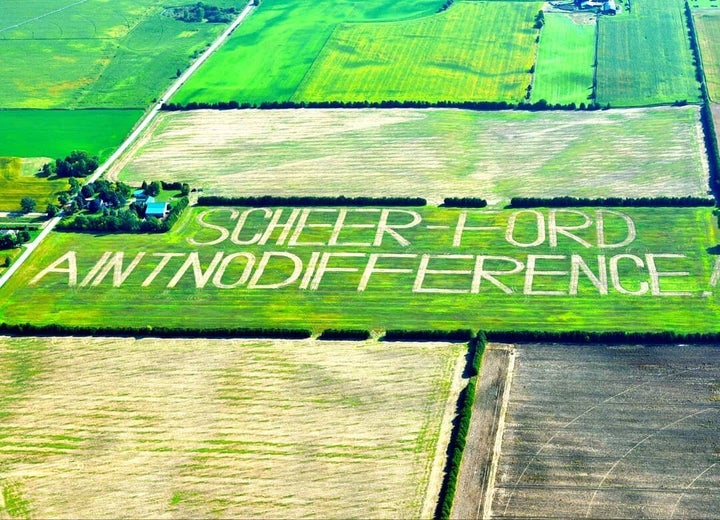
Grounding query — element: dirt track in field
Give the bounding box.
[452,344,515,520]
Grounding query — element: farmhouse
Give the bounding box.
[146,202,169,219]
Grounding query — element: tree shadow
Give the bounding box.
[706,245,720,255]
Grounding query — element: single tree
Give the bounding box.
[20,197,37,213]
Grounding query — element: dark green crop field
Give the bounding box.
[1,206,718,333]
[0,109,142,160]
[595,0,700,107]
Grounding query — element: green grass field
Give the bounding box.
[173,0,539,105]
[0,109,142,160]
[0,158,68,211]
[0,0,244,108]
[531,12,596,105]
[172,0,442,105]
[292,2,539,103]
[0,336,463,518]
[690,0,720,8]
[694,10,720,102]
[111,106,709,204]
[1,206,718,333]
[596,0,700,107]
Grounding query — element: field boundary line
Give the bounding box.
[481,347,515,520]
[0,1,257,290]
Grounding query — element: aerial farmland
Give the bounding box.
[1,0,720,518]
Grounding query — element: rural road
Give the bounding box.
[0,2,256,290]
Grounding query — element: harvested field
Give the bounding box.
[0,336,466,518]
[111,106,710,204]
[491,343,720,518]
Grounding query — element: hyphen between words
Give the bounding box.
[30,208,720,296]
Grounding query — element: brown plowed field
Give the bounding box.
[491,343,720,518]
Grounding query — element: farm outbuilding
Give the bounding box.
[146,202,169,219]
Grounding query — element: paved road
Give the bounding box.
[0,2,256,290]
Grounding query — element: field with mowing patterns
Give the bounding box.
[172,0,442,105]
[111,107,709,204]
[0,109,143,160]
[492,343,720,518]
[0,0,244,108]
[694,10,720,102]
[0,336,465,518]
[531,13,596,106]
[292,2,540,104]
[596,0,700,107]
[0,157,68,211]
[1,206,719,333]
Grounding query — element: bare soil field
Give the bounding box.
[452,345,515,520]
[491,343,720,518]
[109,107,709,205]
[0,336,465,519]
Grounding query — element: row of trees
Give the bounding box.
[436,334,485,519]
[442,197,488,208]
[167,2,237,23]
[197,195,427,207]
[508,196,716,208]
[162,98,606,112]
[0,322,312,339]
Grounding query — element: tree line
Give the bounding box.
[197,195,427,207]
[436,333,486,520]
[0,322,312,340]
[162,99,606,112]
[442,197,488,208]
[508,196,715,208]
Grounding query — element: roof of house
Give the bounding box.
[146,202,168,216]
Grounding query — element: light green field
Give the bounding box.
[0,0,244,108]
[596,0,700,107]
[292,2,540,103]
[0,158,68,211]
[111,107,709,205]
[1,206,719,333]
[531,12,596,105]
[172,0,442,105]
[690,0,720,8]
[694,10,720,102]
[0,336,463,518]
[0,109,142,160]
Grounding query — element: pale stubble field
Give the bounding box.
[0,336,466,519]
